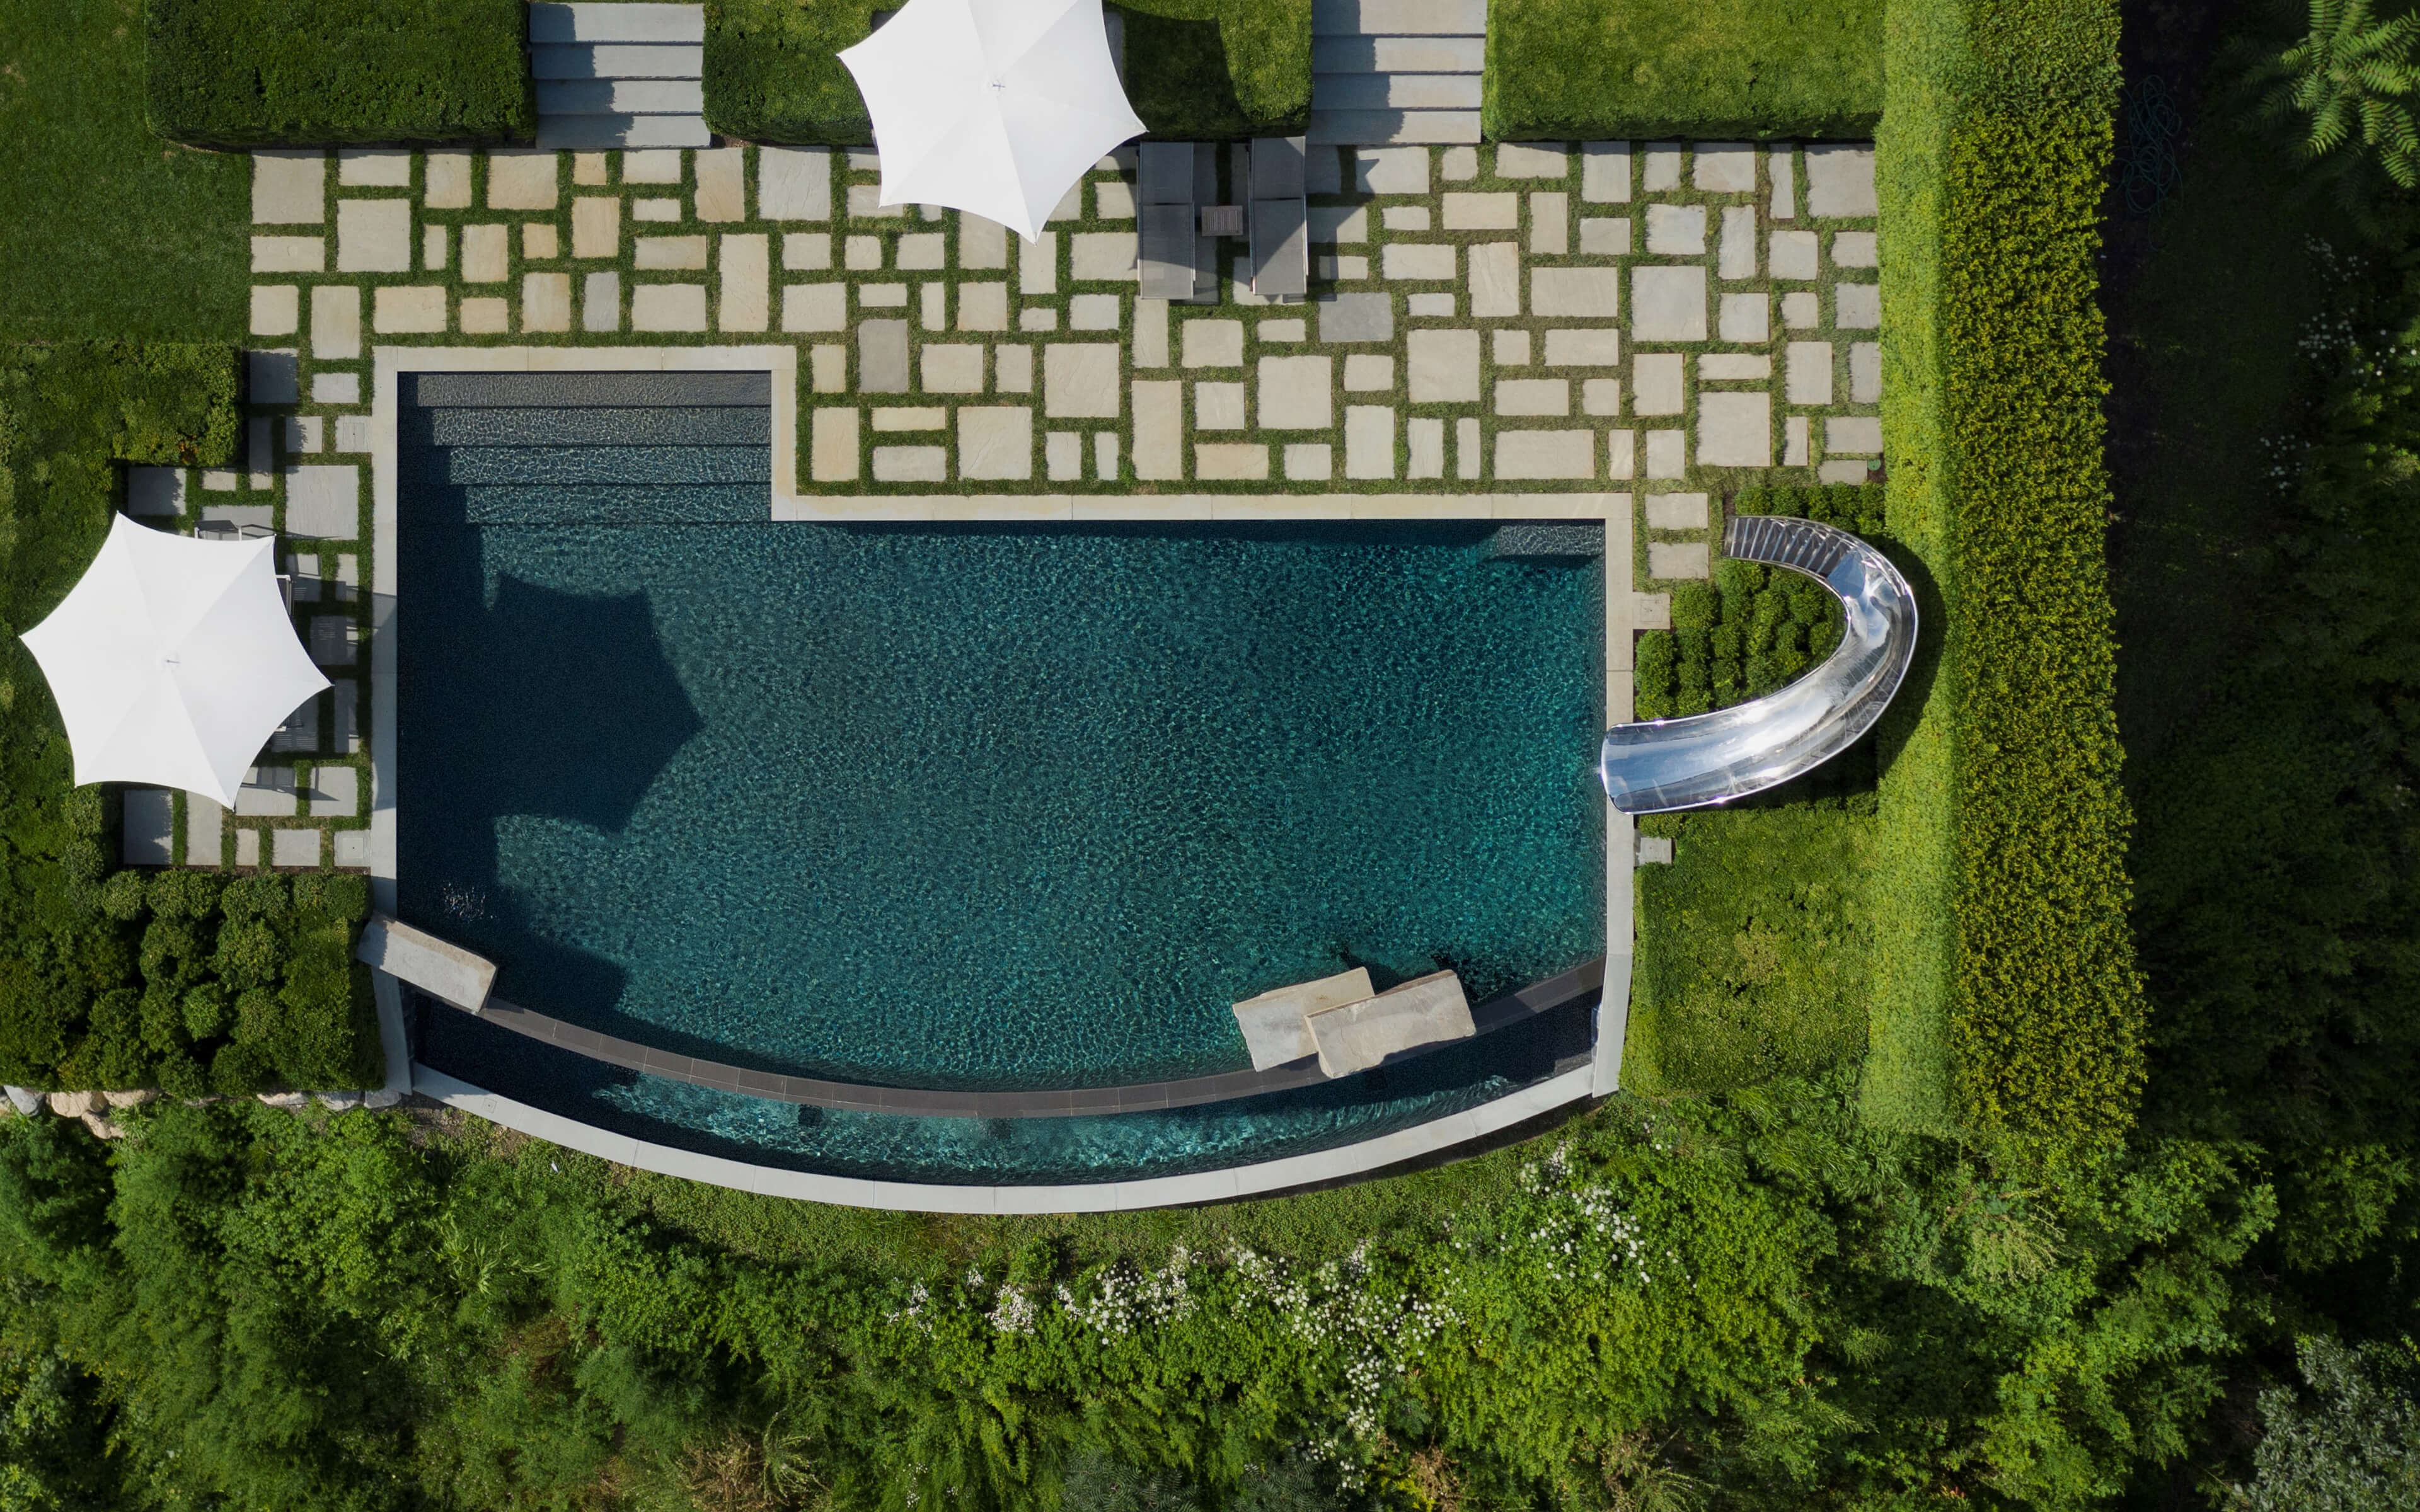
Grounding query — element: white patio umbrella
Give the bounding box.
[18,514,330,806]
[838,0,1145,241]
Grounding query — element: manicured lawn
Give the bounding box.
[1627,806,1871,1095]
[1487,0,1883,140]
[0,0,246,341]
[706,0,1309,142]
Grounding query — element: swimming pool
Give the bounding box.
[393,371,1606,1176]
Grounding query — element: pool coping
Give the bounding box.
[413,956,1604,1117]
[410,1060,1601,1213]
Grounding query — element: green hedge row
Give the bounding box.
[705,0,1310,144]
[146,0,534,146]
[1869,0,2143,1142]
[0,343,380,1092]
[1486,0,1882,140]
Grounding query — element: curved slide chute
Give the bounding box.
[1600,515,1917,814]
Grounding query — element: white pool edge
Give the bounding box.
[410,1060,1598,1213]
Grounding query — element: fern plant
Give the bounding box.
[2244,0,2420,190]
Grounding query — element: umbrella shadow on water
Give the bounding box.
[400,567,705,1019]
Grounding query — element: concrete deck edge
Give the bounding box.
[410,1062,1598,1212]
[1598,489,1635,1093]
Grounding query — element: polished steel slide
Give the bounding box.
[1599,515,1917,813]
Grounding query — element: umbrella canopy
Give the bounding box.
[838,0,1145,241]
[19,515,330,806]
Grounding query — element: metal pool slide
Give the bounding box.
[1600,515,1917,813]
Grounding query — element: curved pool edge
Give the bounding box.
[410,1062,1599,1213]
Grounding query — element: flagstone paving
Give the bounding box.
[131,136,1881,873]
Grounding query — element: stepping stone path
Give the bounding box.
[1311,0,1487,146]
[531,3,709,151]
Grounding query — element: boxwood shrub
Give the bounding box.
[0,342,380,1092]
[146,0,534,146]
[1867,0,2143,1143]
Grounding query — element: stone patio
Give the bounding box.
[122,136,1882,875]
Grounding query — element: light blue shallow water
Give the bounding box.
[397,382,1606,1096]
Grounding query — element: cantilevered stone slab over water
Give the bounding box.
[356,915,497,1011]
[1231,966,1376,1070]
[1305,969,1475,1077]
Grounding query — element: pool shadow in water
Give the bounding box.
[403,570,705,1014]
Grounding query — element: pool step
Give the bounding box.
[529,3,712,151]
[1308,0,1487,146]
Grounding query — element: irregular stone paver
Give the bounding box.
[957,406,1032,479]
[1494,378,1567,416]
[1407,328,1480,402]
[1533,266,1620,319]
[1630,265,1705,341]
[285,466,359,537]
[1345,405,1395,479]
[1284,443,1331,481]
[1443,192,1517,229]
[1645,492,1708,529]
[252,236,324,273]
[1071,231,1138,280]
[338,148,412,187]
[1648,541,1709,578]
[1132,382,1181,478]
[248,350,298,404]
[1318,292,1392,343]
[1719,205,1758,279]
[373,286,447,333]
[1182,319,1244,367]
[1826,416,1883,454]
[1382,243,1456,280]
[695,147,746,221]
[307,766,359,817]
[523,272,573,331]
[1530,192,1568,255]
[573,196,620,258]
[1644,204,1703,256]
[759,146,832,220]
[1495,430,1594,479]
[487,149,560,209]
[337,200,412,273]
[251,285,298,336]
[631,284,709,331]
[1850,342,1882,403]
[1698,391,1772,467]
[1835,284,1881,329]
[1196,382,1247,429]
[1044,344,1121,418]
[1717,293,1769,344]
[1494,142,1568,178]
[1769,229,1818,281]
[1257,357,1334,430]
[1804,145,1878,218]
[1582,140,1630,202]
[1833,231,1878,268]
[253,151,325,224]
[1787,341,1834,404]
[1194,443,1269,479]
[425,152,472,209]
[1693,142,1756,193]
[1633,354,1684,415]
[1641,142,1681,192]
[1469,241,1520,316]
[720,234,769,331]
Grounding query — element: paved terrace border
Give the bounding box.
[412,957,1603,1117]
[412,1060,1599,1213]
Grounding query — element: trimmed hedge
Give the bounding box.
[1486,0,1882,140]
[146,0,534,146]
[1869,0,2143,1142]
[0,343,380,1092]
[705,0,1310,143]
[1634,563,1841,721]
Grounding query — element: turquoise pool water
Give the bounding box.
[397,375,1605,1098]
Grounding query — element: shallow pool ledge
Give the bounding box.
[410,1062,1598,1213]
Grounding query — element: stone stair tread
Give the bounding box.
[538,77,706,114]
[529,1,705,44]
[534,113,713,149]
[1313,71,1483,109]
[531,42,703,79]
[1308,109,1482,145]
[1310,0,1487,36]
[1311,36,1485,73]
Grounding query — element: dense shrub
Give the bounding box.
[0,343,377,1092]
[704,0,1309,143]
[146,0,534,146]
[1486,0,1882,140]
[1634,560,1841,721]
[1870,0,2143,1142]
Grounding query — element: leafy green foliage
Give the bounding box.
[2238,1335,2420,1510]
[145,0,535,146]
[1634,559,1843,722]
[704,0,1310,143]
[1870,0,2144,1143]
[0,343,376,1092]
[1485,0,1882,140]
[2242,0,2420,200]
[0,0,248,343]
[2130,251,2420,1159]
[0,1085,2288,1509]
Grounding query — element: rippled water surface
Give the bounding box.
[397,379,1605,1092]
